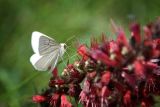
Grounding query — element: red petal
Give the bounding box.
[130,23,141,43]
[101,71,111,85]
[61,95,72,107]
[109,41,119,52]
[101,86,110,97]
[77,44,88,60]
[134,60,146,79]
[121,72,136,87]
[90,37,98,50]
[91,50,117,66]
[143,26,152,39]
[123,90,131,106]
[32,95,46,103]
[116,29,129,47]
[52,68,58,77]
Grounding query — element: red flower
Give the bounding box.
[90,50,117,66]
[134,60,146,79]
[32,18,160,107]
[143,25,152,39]
[121,72,136,88]
[52,67,58,77]
[101,86,110,97]
[90,37,98,50]
[101,71,111,85]
[49,77,65,86]
[77,44,88,60]
[109,40,119,53]
[60,95,72,107]
[32,95,46,103]
[141,96,154,107]
[123,90,131,106]
[130,23,141,44]
[50,93,60,106]
[116,29,130,48]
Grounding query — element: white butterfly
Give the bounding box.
[30,31,67,71]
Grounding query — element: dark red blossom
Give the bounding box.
[123,90,131,106]
[32,18,160,107]
[49,77,65,86]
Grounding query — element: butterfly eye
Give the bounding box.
[64,44,67,49]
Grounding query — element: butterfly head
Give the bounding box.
[60,43,67,56]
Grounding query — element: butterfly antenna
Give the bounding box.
[65,35,76,44]
[65,52,79,62]
[60,52,78,67]
[65,51,71,59]
[70,52,78,59]
[67,47,75,51]
[66,45,71,50]
[110,19,119,34]
[59,55,68,69]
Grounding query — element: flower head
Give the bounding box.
[32,18,160,107]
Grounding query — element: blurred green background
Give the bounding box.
[0,0,160,107]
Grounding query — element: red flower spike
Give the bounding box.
[143,26,152,39]
[50,78,65,85]
[154,38,160,50]
[83,80,90,93]
[52,67,58,77]
[32,18,160,107]
[60,95,72,107]
[79,91,88,104]
[123,90,131,106]
[121,72,136,88]
[113,81,126,94]
[143,89,148,97]
[91,37,98,50]
[68,84,75,96]
[101,33,107,43]
[32,95,46,103]
[109,40,119,53]
[50,93,60,106]
[141,101,147,107]
[77,44,88,60]
[145,76,156,93]
[134,60,146,79]
[101,86,110,97]
[91,50,117,66]
[130,23,141,44]
[141,96,154,107]
[101,71,111,85]
[145,61,158,69]
[116,29,130,48]
[101,87,110,106]
[87,71,97,79]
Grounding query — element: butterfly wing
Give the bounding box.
[30,31,64,71]
[30,49,60,71]
[31,31,60,55]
